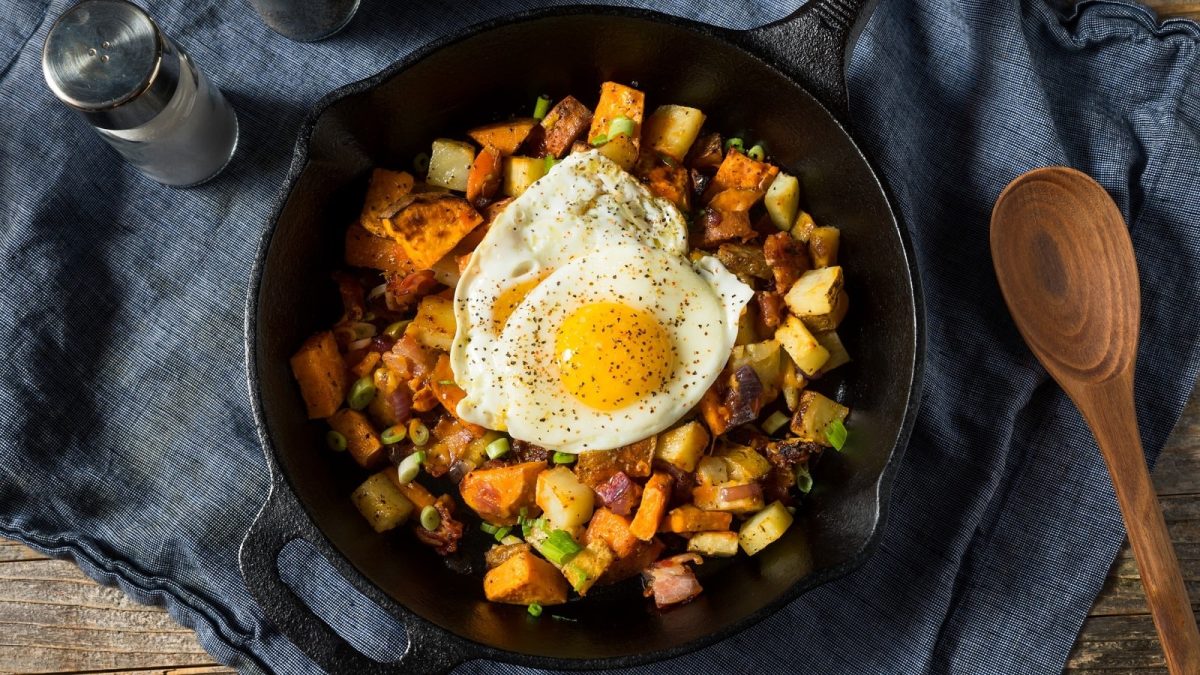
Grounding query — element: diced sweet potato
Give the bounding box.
[661,504,733,534]
[359,168,414,229]
[328,408,385,468]
[468,118,538,156]
[538,96,593,158]
[344,224,416,275]
[429,354,484,435]
[698,384,732,437]
[708,188,763,213]
[702,150,780,204]
[350,351,380,379]
[459,461,546,525]
[465,145,502,208]
[763,230,811,293]
[405,295,456,352]
[573,437,656,488]
[290,331,347,419]
[483,549,569,605]
[696,207,754,248]
[584,507,641,559]
[588,82,644,147]
[629,472,673,541]
[642,164,691,211]
[379,193,483,270]
[599,537,665,585]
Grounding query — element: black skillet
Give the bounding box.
[241,0,925,672]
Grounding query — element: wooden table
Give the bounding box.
[4,1,1197,672]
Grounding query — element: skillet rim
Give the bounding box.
[242,4,927,669]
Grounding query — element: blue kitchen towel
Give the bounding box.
[1,0,1198,672]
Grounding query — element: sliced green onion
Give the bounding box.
[413,152,430,175]
[347,377,376,410]
[325,430,347,452]
[527,602,543,617]
[419,505,441,531]
[533,95,552,120]
[408,419,429,446]
[826,418,848,451]
[380,424,406,445]
[795,464,813,494]
[396,451,424,484]
[543,155,557,172]
[494,526,512,542]
[541,529,582,565]
[437,379,455,386]
[486,437,510,460]
[590,133,608,147]
[383,320,411,339]
[747,143,766,161]
[608,116,635,139]
[500,535,523,546]
[480,522,499,535]
[552,451,575,465]
[761,411,790,435]
[724,137,744,152]
[523,516,547,538]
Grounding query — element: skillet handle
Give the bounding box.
[239,477,468,675]
[736,0,880,121]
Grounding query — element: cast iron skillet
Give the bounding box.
[241,1,924,672]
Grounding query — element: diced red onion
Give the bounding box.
[348,337,373,351]
[718,482,762,504]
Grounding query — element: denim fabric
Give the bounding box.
[1,0,1198,673]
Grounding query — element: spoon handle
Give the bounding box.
[1080,372,1200,674]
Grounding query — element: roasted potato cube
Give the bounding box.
[459,461,545,526]
[629,472,672,541]
[692,481,765,514]
[780,352,807,411]
[380,193,483,270]
[702,150,779,204]
[695,456,730,486]
[815,331,851,375]
[584,508,641,559]
[351,471,415,532]
[735,305,761,346]
[687,531,740,557]
[359,168,415,227]
[775,315,830,377]
[502,156,547,197]
[809,226,840,268]
[344,224,416,275]
[791,210,816,242]
[574,437,655,488]
[483,549,569,605]
[426,139,475,192]
[539,96,594,158]
[328,408,385,468]
[468,118,538,156]
[289,331,347,419]
[562,539,615,596]
[642,104,706,162]
[589,82,645,148]
[715,443,772,482]
[536,466,595,530]
[791,391,850,446]
[765,173,801,231]
[738,500,793,556]
[785,266,848,332]
[654,421,709,472]
[405,295,456,351]
[595,135,639,170]
[729,340,782,401]
[661,504,733,534]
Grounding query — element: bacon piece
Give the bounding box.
[642,553,704,608]
[412,495,464,556]
[763,438,823,470]
[593,471,643,517]
[382,335,437,381]
[384,269,439,311]
[762,231,811,293]
[756,291,786,329]
[724,365,764,427]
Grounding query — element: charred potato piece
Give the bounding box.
[790,390,850,446]
[785,266,848,332]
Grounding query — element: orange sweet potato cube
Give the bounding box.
[359,168,415,229]
[660,504,733,534]
[381,194,483,270]
[584,508,641,559]
[468,118,539,156]
[344,223,416,275]
[459,461,546,526]
[483,549,569,605]
[702,150,779,205]
[629,472,673,541]
[328,409,385,469]
[289,331,346,419]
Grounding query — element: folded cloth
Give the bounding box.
[1,0,1197,672]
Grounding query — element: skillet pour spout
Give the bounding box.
[241,1,923,673]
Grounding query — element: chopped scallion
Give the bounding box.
[826,418,848,451]
[419,505,440,531]
[724,137,744,152]
[608,116,635,139]
[383,320,411,339]
[380,424,406,445]
[747,143,766,161]
[527,602,543,617]
[413,152,430,175]
[552,451,575,465]
[325,430,347,452]
[541,529,582,565]
[590,133,608,147]
[347,377,375,410]
[761,410,790,435]
[543,155,557,172]
[485,437,510,460]
[795,464,813,494]
[408,419,429,446]
[437,379,456,386]
[480,522,499,535]
[396,451,424,484]
[500,535,523,546]
[494,526,512,542]
[533,95,552,120]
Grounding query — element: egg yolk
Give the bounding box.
[555,302,673,411]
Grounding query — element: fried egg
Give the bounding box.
[451,150,752,452]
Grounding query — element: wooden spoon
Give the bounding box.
[990,166,1200,674]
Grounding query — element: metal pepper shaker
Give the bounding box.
[249,0,360,42]
[42,0,239,187]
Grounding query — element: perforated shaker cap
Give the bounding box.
[42,0,180,130]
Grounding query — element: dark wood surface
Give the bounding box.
[2,1,1196,673]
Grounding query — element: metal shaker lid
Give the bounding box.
[42,0,180,130]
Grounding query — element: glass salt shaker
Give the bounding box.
[249,0,360,42]
[42,0,239,187]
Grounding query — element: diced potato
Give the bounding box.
[426,139,475,192]
[715,443,771,482]
[695,456,729,486]
[405,295,456,351]
[536,466,595,530]
[289,331,346,419]
[790,391,850,446]
[809,226,840,268]
[589,81,645,148]
[584,508,641,559]
[502,156,547,197]
[729,340,782,400]
[328,408,385,468]
[562,539,615,596]
[351,471,415,532]
[815,331,851,375]
[642,104,706,162]
[629,472,672,541]
[660,504,733,534]
[483,549,569,605]
[692,481,764,514]
[344,224,416,275]
[791,210,816,243]
[359,168,415,226]
[775,315,830,377]
[780,352,807,411]
[736,306,760,346]
[459,461,545,525]
[738,501,794,556]
[574,437,655,488]
[654,421,709,472]
[688,531,740,558]
[785,266,848,332]
[594,135,639,170]
[765,173,801,231]
[461,430,502,468]
[468,118,538,156]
